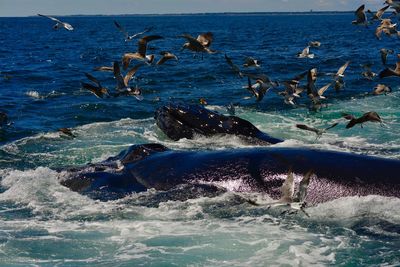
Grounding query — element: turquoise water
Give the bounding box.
[1,13,400,266]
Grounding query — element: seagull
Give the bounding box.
[114,20,153,42]
[386,0,400,12]
[343,111,383,128]
[379,54,400,78]
[180,32,216,58]
[113,61,144,100]
[315,83,332,99]
[283,71,308,93]
[278,71,308,104]
[367,5,390,21]
[282,81,305,99]
[361,64,377,80]
[375,19,399,39]
[243,57,261,67]
[280,169,295,203]
[244,77,271,102]
[156,51,178,65]
[306,68,318,95]
[199,98,208,105]
[38,14,74,31]
[297,46,314,59]
[226,103,235,115]
[58,128,76,138]
[335,61,351,79]
[0,112,8,127]
[93,66,114,72]
[372,84,392,95]
[352,4,368,26]
[224,54,243,77]
[296,122,339,138]
[380,48,394,65]
[293,170,314,203]
[308,41,321,47]
[122,35,163,69]
[334,61,350,91]
[279,169,314,205]
[81,73,110,99]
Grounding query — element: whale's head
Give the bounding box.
[154,103,283,144]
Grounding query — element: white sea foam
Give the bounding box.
[1,166,399,266]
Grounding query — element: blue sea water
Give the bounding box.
[0,13,400,266]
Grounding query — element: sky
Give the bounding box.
[0,0,384,17]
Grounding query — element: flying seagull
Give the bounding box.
[180,32,216,58]
[352,4,368,26]
[243,57,261,67]
[81,73,109,99]
[380,48,394,65]
[372,84,392,95]
[38,14,73,31]
[308,41,321,47]
[114,20,154,42]
[297,46,314,59]
[122,35,163,69]
[379,54,400,78]
[113,61,144,100]
[361,64,377,80]
[342,111,383,128]
[156,51,178,65]
[375,19,400,39]
[334,61,350,91]
[296,122,339,138]
[367,5,390,21]
[224,53,243,77]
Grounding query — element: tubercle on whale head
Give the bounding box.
[154,103,283,144]
[107,143,170,165]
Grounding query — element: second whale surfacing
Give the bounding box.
[58,143,400,206]
[154,103,283,144]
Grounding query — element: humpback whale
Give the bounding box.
[59,143,400,205]
[154,103,283,144]
[58,104,400,206]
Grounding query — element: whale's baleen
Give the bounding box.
[154,103,283,144]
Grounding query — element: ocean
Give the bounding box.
[0,13,400,266]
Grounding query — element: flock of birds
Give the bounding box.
[1,4,399,141]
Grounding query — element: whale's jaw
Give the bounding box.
[154,103,283,144]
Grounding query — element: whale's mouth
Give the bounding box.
[154,103,283,144]
[154,104,198,141]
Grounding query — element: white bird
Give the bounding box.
[280,169,295,203]
[114,21,153,42]
[297,46,314,59]
[38,14,73,31]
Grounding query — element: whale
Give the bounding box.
[154,103,283,144]
[59,143,400,205]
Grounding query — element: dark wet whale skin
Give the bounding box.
[59,144,400,205]
[154,103,284,144]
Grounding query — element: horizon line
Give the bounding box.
[0,10,357,18]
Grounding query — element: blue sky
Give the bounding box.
[0,0,383,17]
